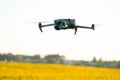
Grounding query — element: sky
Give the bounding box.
[0,0,120,61]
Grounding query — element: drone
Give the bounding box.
[38,19,95,35]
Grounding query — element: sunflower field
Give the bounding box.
[0,62,120,80]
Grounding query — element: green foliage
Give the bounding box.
[44,54,65,64]
[0,53,41,63]
[0,53,120,68]
[92,56,97,62]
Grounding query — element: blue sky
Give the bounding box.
[0,0,120,60]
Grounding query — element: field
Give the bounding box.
[0,62,120,80]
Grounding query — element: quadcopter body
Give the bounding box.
[39,19,95,35]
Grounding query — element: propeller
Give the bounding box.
[31,21,49,24]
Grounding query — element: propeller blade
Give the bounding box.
[31,21,49,24]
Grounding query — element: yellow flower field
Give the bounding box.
[0,62,120,80]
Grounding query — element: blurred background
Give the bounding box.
[0,0,120,61]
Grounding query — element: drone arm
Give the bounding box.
[39,23,55,32]
[42,23,55,27]
[76,24,95,30]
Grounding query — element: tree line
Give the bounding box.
[72,56,120,68]
[0,53,120,68]
[0,53,65,64]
